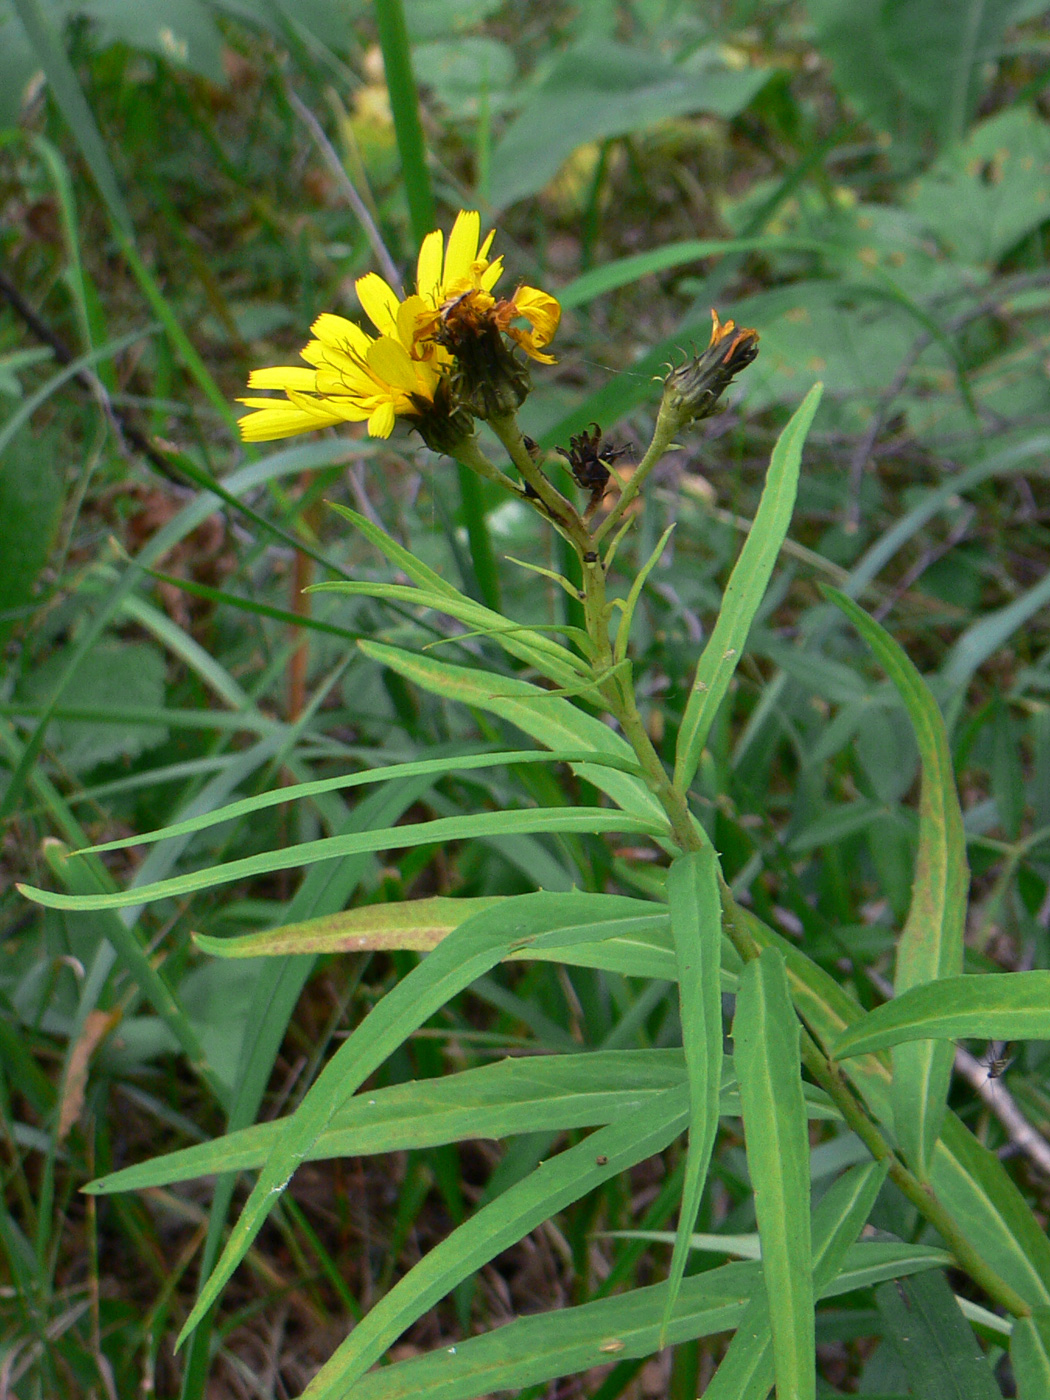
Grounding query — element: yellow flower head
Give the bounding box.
[237,314,455,442]
[237,211,561,443]
[357,210,561,368]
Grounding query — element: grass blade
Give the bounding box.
[661,849,723,1338]
[674,384,822,792]
[824,587,967,1179]
[734,947,815,1400]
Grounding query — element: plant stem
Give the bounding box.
[592,400,679,547]
[488,413,588,548]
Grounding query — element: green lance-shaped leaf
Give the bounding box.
[173,892,647,1346]
[323,1233,945,1400]
[1012,1308,1050,1400]
[875,1271,1001,1400]
[742,910,1050,1308]
[833,971,1050,1058]
[734,947,815,1400]
[674,383,822,793]
[359,640,668,829]
[87,1048,692,1195]
[18,807,662,913]
[300,1087,692,1399]
[661,849,723,1339]
[74,749,636,857]
[824,587,967,1180]
[702,1159,888,1400]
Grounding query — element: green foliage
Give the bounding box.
[3,0,1050,1395]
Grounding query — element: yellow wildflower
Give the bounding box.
[357,209,561,367]
[237,314,449,442]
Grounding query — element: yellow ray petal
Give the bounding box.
[356,273,402,335]
[444,210,480,284]
[237,402,336,441]
[367,401,397,437]
[366,335,420,392]
[247,367,318,391]
[478,228,495,261]
[416,229,444,299]
[311,313,372,355]
[480,255,504,292]
[512,286,561,348]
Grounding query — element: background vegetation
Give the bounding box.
[1,0,1049,1395]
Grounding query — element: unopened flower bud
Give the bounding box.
[660,310,759,432]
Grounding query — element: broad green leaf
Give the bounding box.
[875,1271,1001,1400]
[358,640,668,828]
[734,947,815,1400]
[174,894,659,1345]
[907,107,1050,265]
[825,587,967,1179]
[19,807,663,913]
[1011,1308,1050,1400]
[674,384,822,792]
[299,1086,692,1398]
[0,426,63,650]
[17,640,168,771]
[488,40,767,209]
[702,1160,888,1400]
[662,849,723,1336]
[319,1241,945,1400]
[833,971,1050,1057]
[76,749,639,857]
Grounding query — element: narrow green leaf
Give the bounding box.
[614,524,675,664]
[19,807,662,912]
[833,971,1050,1057]
[314,1240,943,1400]
[174,894,653,1346]
[674,383,822,792]
[299,1087,691,1397]
[311,579,587,685]
[1011,1308,1050,1400]
[76,750,638,857]
[662,849,723,1337]
[359,640,668,828]
[932,1115,1050,1309]
[702,1160,889,1400]
[824,587,967,1179]
[87,1049,691,1194]
[734,947,815,1400]
[742,911,1050,1309]
[874,1271,1001,1400]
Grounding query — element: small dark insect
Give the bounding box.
[595,1155,608,1166]
[565,422,631,499]
[984,1041,1016,1080]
